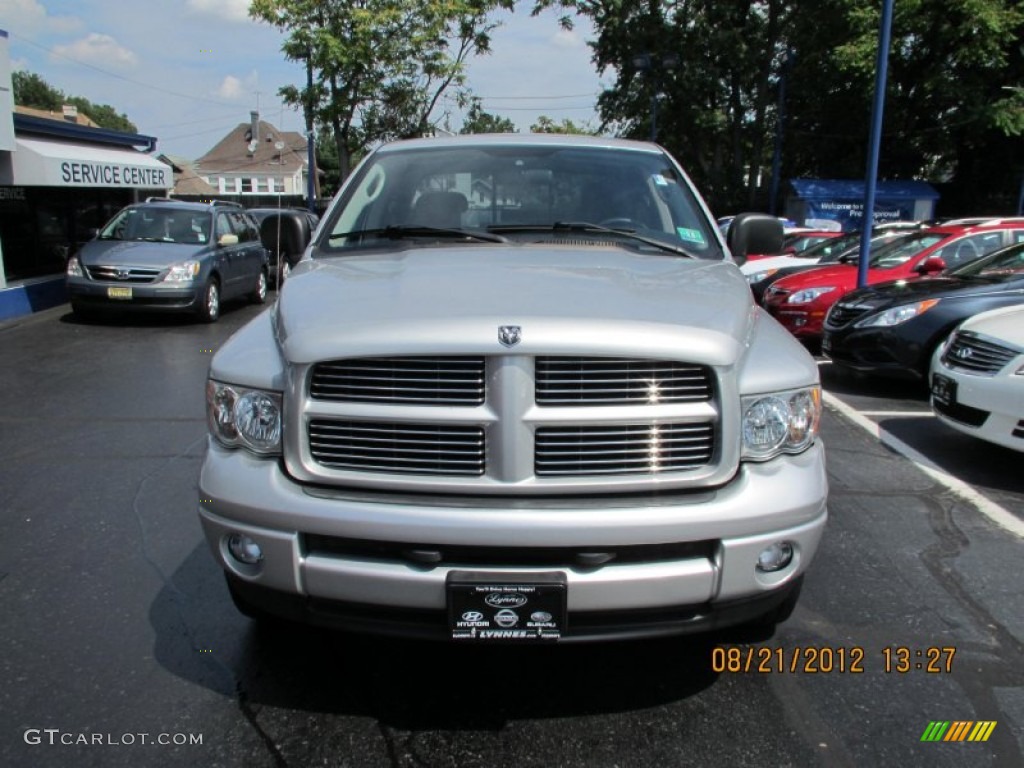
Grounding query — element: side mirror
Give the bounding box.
[915,256,946,275]
[218,233,239,247]
[726,213,784,266]
[86,227,100,239]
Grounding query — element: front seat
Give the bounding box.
[410,191,468,229]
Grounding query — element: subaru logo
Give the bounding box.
[530,611,553,623]
[485,593,528,608]
[498,325,521,347]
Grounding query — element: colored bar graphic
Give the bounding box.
[920,721,996,742]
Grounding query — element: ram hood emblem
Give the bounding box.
[498,325,521,347]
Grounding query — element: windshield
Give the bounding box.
[868,233,945,269]
[949,241,1024,278]
[794,231,861,262]
[319,143,722,258]
[100,206,212,245]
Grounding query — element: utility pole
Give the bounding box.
[304,49,317,213]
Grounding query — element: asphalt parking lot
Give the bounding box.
[1,300,1021,768]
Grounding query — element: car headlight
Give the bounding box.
[786,286,835,304]
[746,269,778,284]
[162,260,201,283]
[741,387,821,461]
[66,256,83,277]
[206,380,283,454]
[855,299,939,328]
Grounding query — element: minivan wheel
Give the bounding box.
[198,278,220,323]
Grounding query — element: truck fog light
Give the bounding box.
[227,533,264,565]
[756,541,794,572]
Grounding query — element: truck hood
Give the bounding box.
[274,246,756,366]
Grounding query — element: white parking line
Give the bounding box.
[823,391,1024,539]
[857,411,933,417]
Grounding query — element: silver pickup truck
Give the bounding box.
[199,134,827,642]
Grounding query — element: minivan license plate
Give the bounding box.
[447,571,566,641]
[107,286,132,300]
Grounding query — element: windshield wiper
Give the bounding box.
[328,225,508,244]
[488,221,700,259]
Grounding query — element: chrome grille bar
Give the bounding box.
[310,357,485,405]
[86,265,162,283]
[308,420,485,476]
[535,423,714,476]
[536,357,713,405]
[942,332,1020,375]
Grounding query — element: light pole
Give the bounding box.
[632,52,679,142]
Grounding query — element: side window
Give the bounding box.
[1012,230,1024,244]
[215,212,233,241]
[235,213,259,243]
[936,233,1003,269]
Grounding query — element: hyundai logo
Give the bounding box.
[955,346,973,359]
[485,593,528,608]
[116,268,130,280]
[461,611,484,622]
[498,325,521,347]
[493,609,519,628]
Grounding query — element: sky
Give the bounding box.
[1,0,608,161]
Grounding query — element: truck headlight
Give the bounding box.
[162,260,201,283]
[741,386,821,460]
[206,380,283,455]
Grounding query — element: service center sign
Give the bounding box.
[59,160,169,189]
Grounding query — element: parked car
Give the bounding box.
[199,134,827,643]
[743,226,923,304]
[66,199,268,322]
[930,304,1024,452]
[823,241,1024,379]
[743,229,843,262]
[247,207,319,286]
[764,221,1024,341]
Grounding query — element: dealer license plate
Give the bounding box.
[931,373,957,406]
[107,286,132,300]
[447,571,567,642]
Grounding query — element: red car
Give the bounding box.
[763,220,1024,340]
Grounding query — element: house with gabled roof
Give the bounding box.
[194,111,308,198]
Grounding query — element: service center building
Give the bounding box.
[0,31,171,318]
[0,115,172,310]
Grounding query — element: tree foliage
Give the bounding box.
[529,115,597,134]
[535,0,1024,215]
[460,97,518,133]
[12,71,137,133]
[251,0,514,181]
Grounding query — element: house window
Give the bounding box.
[255,178,269,193]
[241,178,254,193]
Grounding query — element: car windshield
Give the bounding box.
[949,241,1024,278]
[868,233,945,269]
[99,206,212,245]
[794,231,861,262]
[319,142,722,259]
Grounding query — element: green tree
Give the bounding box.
[529,115,597,134]
[13,70,137,133]
[460,97,517,133]
[251,0,514,182]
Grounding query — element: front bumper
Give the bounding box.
[822,326,929,379]
[931,361,1024,452]
[67,277,202,313]
[765,303,828,339]
[199,440,828,640]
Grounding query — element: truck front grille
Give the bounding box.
[535,423,714,476]
[941,332,1019,375]
[308,420,485,476]
[535,357,713,405]
[310,357,485,405]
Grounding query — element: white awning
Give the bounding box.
[0,137,172,189]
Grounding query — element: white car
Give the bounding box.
[930,305,1024,452]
